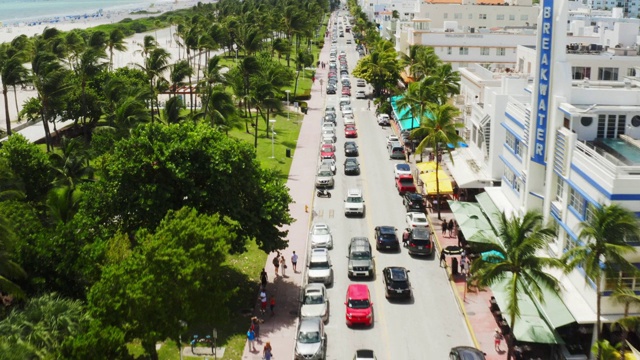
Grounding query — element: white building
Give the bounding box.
[588,0,640,18]
[449,0,640,355]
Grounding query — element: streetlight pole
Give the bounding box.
[178,320,187,360]
[269,119,276,158]
[285,90,291,121]
[213,328,218,360]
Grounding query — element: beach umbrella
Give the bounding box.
[481,250,505,263]
[443,245,463,255]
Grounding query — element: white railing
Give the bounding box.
[573,141,640,178]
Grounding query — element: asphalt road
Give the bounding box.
[307,13,475,360]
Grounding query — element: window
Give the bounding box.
[598,114,627,138]
[479,14,487,20]
[572,66,591,80]
[568,188,585,217]
[605,270,640,292]
[481,47,490,56]
[505,132,524,158]
[521,14,528,20]
[454,13,462,19]
[598,67,619,80]
[563,232,579,253]
[497,14,505,20]
[459,47,469,55]
[555,176,564,201]
[585,203,597,223]
[503,167,521,193]
[447,47,452,55]
[628,68,637,77]
[468,13,473,19]
[443,13,448,19]
[509,14,515,20]
[497,48,506,56]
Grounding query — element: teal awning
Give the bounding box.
[389,95,433,131]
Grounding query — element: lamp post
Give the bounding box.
[213,328,218,360]
[269,119,276,158]
[285,90,291,121]
[178,320,187,360]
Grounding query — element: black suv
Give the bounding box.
[374,226,399,251]
[403,193,426,212]
[382,267,411,299]
[406,228,433,256]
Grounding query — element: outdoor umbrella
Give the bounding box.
[481,250,505,263]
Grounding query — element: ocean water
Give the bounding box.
[0,0,174,24]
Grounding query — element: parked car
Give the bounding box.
[315,166,335,189]
[310,223,333,249]
[295,317,327,360]
[300,283,330,323]
[345,284,374,327]
[308,248,333,286]
[449,346,486,360]
[406,228,433,256]
[345,125,358,138]
[344,158,360,175]
[393,163,412,178]
[406,212,429,229]
[344,188,365,217]
[396,174,416,194]
[403,192,426,212]
[374,226,400,251]
[347,237,374,278]
[382,267,412,299]
[344,141,359,156]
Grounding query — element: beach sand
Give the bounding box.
[0,0,213,131]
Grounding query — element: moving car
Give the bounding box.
[356,79,366,87]
[406,212,429,229]
[320,144,335,160]
[355,90,366,99]
[344,141,359,156]
[326,85,336,94]
[308,248,333,286]
[347,237,374,278]
[343,114,356,126]
[377,114,390,126]
[374,226,400,251]
[344,188,365,217]
[295,317,327,360]
[321,158,336,174]
[406,228,433,256]
[403,192,426,212]
[345,125,358,138]
[321,129,336,143]
[449,346,486,360]
[310,223,333,249]
[300,283,330,323]
[342,87,351,96]
[345,284,374,327]
[323,114,336,125]
[388,141,406,159]
[396,174,417,194]
[394,163,412,178]
[386,134,399,147]
[344,158,360,175]
[382,267,412,299]
[315,166,335,189]
[354,350,376,360]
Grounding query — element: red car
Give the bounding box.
[320,144,336,160]
[396,174,416,194]
[341,87,351,96]
[345,284,373,327]
[344,125,358,138]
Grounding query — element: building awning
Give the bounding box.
[398,118,420,131]
[491,277,565,344]
[443,149,496,188]
[475,192,502,231]
[416,161,439,173]
[420,172,453,195]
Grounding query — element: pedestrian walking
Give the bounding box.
[367,100,371,110]
[272,255,280,276]
[291,251,299,273]
[259,290,267,314]
[251,316,262,340]
[260,268,268,289]
[460,258,466,275]
[247,328,256,351]
[263,342,273,360]
[441,219,448,237]
[270,295,276,315]
[440,251,446,267]
[448,219,454,237]
[402,228,411,247]
[280,255,287,277]
[494,328,503,352]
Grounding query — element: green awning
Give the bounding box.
[447,200,497,243]
[476,192,502,230]
[448,200,485,219]
[491,277,569,344]
[531,282,576,330]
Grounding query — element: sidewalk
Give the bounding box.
[241,33,330,360]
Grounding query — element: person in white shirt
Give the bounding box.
[291,251,298,273]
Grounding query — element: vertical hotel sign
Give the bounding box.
[532,0,554,165]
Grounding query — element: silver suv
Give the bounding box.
[344,188,365,217]
[348,237,374,278]
[307,248,334,286]
[295,317,327,360]
[315,166,335,189]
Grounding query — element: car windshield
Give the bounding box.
[318,170,333,177]
[411,216,427,223]
[313,227,330,235]
[351,251,370,260]
[347,299,370,309]
[346,144,356,149]
[305,294,324,305]
[346,196,363,203]
[309,261,330,269]
[396,164,411,171]
[298,331,320,344]
[399,179,414,185]
[412,228,430,239]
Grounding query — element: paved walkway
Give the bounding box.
[241,22,332,360]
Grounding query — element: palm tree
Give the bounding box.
[470,211,564,359]
[137,47,171,122]
[203,86,238,132]
[48,136,93,190]
[410,103,463,218]
[1,47,29,135]
[612,314,640,359]
[169,59,193,100]
[562,204,640,360]
[411,46,441,81]
[106,29,127,71]
[0,214,26,298]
